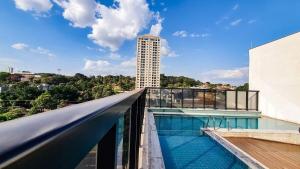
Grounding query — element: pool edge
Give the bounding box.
[203,129,267,169]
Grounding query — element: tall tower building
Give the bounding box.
[136,34,160,89]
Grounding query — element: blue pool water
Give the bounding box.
[155,115,249,169]
[155,114,299,131]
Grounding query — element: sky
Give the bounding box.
[1,0,300,85]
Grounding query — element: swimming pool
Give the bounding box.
[155,115,249,169]
[154,114,299,131]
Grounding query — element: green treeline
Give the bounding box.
[0,72,247,121]
[0,73,135,121]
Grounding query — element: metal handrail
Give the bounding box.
[205,117,210,128]
[0,88,146,169]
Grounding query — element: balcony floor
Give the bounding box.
[226,137,300,169]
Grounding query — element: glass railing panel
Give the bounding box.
[161,89,171,107]
[172,89,183,108]
[248,91,257,110]
[216,91,226,109]
[145,89,150,107]
[149,88,160,107]
[116,109,130,169]
[205,91,215,109]
[183,89,193,108]
[226,91,236,109]
[75,146,96,169]
[237,91,247,110]
[194,90,204,108]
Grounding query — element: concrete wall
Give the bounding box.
[249,32,300,124]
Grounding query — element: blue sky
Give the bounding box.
[1,0,300,85]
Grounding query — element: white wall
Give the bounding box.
[249,32,300,124]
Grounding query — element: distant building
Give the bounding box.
[0,85,8,93]
[249,32,300,124]
[37,83,51,91]
[9,71,39,82]
[136,34,160,89]
[8,67,14,73]
[19,71,35,82]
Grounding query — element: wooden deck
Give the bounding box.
[226,137,300,169]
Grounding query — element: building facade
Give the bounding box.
[249,32,300,124]
[136,34,160,89]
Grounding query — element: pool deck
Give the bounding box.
[226,137,300,169]
[215,129,300,145]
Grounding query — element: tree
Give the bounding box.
[49,85,79,101]
[236,83,249,91]
[2,108,26,121]
[29,92,58,114]
[0,72,10,83]
[92,85,104,99]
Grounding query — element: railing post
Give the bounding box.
[192,89,195,108]
[235,90,238,110]
[246,91,249,111]
[214,90,217,109]
[97,124,117,169]
[159,88,161,108]
[225,91,227,110]
[181,88,184,108]
[129,102,138,169]
[256,91,259,111]
[148,88,150,108]
[203,90,206,109]
[170,88,173,108]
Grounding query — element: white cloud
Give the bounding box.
[199,67,248,84]
[232,4,239,10]
[88,0,153,51]
[173,31,210,38]
[53,0,99,28]
[14,0,53,13]
[148,14,176,58]
[215,16,229,25]
[230,19,242,26]
[83,57,136,75]
[161,38,177,57]
[83,59,110,71]
[150,13,163,36]
[30,46,56,59]
[11,43,55,60]
[172,30,188,38]
[120,57,136,67]
[190,33,210,38]
[15,0,157,51]
[248,19,256,24]
[86,46,105,52]
[108,53,122,60]
[11,43,28,50]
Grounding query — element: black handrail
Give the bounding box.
[0,88,146,169]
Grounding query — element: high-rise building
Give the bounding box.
[136,34,160,89]
[8,67,13,73]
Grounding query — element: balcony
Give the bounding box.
[1,88,299,169]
